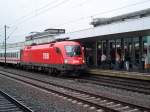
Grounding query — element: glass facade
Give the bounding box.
[84,36,150,71]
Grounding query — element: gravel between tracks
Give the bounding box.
[0,66,150,110]
[0,75,95,112]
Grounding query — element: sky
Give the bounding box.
[0,0,150,43]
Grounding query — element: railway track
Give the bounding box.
[2,67,150,95]
[0,70,150,112]
[0,90,33,112]
[76,75,150,95]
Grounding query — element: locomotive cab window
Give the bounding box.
[65,45,81,57]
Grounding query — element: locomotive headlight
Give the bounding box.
[64,59,68,64]
[83,60,85,63]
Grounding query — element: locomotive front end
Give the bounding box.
[62,42,86,74]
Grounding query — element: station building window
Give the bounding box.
[85,41,95,66]
[97,40,102,66]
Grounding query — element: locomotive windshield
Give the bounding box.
[65,45,81,56]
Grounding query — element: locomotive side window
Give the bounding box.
[65,45,81,56]
[56,47,61,54]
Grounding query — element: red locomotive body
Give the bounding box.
[21,41,85,75]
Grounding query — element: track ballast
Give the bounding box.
[0,70,150,112]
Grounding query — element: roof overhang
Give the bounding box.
[56,16,150,41]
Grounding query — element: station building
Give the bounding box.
[25,29,65,45]
[55,8,150,71]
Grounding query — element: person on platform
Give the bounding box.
[115,52,121,70]
[101,53,106,69]
[124,53,130,71]
[144,53,148,72]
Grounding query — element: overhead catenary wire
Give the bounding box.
[12,0,150,28]
[8,0,149,28]
[7,27,18,40]
[3,0,150,29]
[72,0,89,8]
[12,0,59,25]
[1,0,150,41]
[0,0,71,42]
[10,0,71,28]
[52,0,150,28]
[92,0,150,17]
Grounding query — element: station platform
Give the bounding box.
[88,69,150,81]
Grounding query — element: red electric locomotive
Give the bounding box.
[21,41,86,75]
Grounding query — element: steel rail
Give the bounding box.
[0,70,150,112]
[77,75,150,95]
[0,90,33,112]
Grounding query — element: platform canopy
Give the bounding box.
[56,8,150,41]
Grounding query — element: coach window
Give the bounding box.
[12,53,14,57]
[16,53,18,58]
[15,52,17,58]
